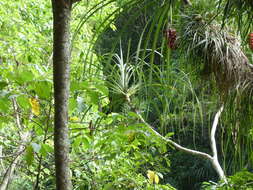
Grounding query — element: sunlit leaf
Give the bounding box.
[29,97,40,116]
[33,80,52,99]
[40,143,54,156]
[70,116,79,122]
[8,69,35,84]
[69,97,77,113]
[95,83,109,96]
[17,95,30,110]
[110,23,117,31]
[0,97,10,112]
[147,170,159,184]
[124,130,136,142]
[85,89,99,105]
[154,173,159,184]
[165,132,174,138]
[128,111,139,118]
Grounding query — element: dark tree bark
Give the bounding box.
[51,0,72,189]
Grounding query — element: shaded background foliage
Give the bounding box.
[0,0,253,189]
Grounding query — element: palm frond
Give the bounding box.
[220,0,253,37]
[179,13,253,96]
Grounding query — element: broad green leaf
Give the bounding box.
[73,135,91,151]
[124,130,136,142]
[18,69,35,84]
[81,136,90,150]
[85,89,99,105]
[0,97,10,112]
[69,97,77,113]
[6,69,34,84]
[0,81,8,90]
[70,81,86,92]
[165,132,174,138]
[0,116,10,126]
[128,111,139,118]
[95,84,109,96]
[25,145,34,166]
[17,95,30,110]
[33,80,52,99]
[104,183,114,190]
[73,136,82,151]
[40,143,53,157]
[70,81,80,92]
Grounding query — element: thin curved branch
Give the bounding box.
[128,98,227,183]
[211,105,224,159]
[0,132,30,190]
[137,112,212,160]
[210,105,227,183]
[0,150,25,159]
[0,99,31,190]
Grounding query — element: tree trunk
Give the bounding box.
[51,0,72,189]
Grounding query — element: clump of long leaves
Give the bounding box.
[179,13,253,96]
[105,49,140,101]
[73,0,253,186]
[219,0,253,37]
[178,11,253,175]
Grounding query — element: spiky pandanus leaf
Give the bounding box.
[220,0,253,37]
[179,13,253,97]
[178,12,253,174]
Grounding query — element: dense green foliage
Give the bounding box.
[0,0,252,189]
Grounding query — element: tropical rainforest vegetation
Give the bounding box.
[0,0,253,189]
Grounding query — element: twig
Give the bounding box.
[33,99,53,190]
[0,132,30,190]
[0,99,31,190]
[0,150,25,159]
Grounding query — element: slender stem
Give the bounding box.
[0,148,25,190]
[33,100,53,190]
[0,99,30,190]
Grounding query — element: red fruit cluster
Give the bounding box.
[164,28,177,49]
[249,33,253,50]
